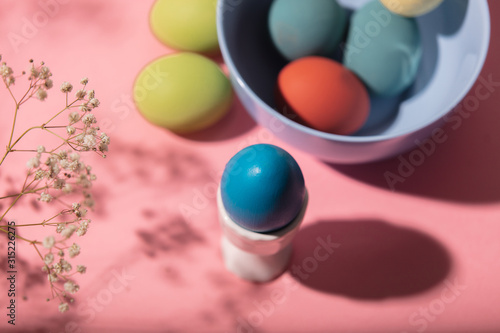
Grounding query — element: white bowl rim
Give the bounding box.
[216,0,491,144]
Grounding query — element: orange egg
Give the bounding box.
[276,56,370,135]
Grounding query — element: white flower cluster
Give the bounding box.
[1,57,53,99]
[1,56,109,314]
[59,80,110,156]
[28,148,98,207]
[41,234,86,311]
[30,147,96,312]
[0,55,15,87]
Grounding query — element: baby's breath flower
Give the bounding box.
[70,152,80,161]
[66,125,76,135]
[6,76,15,86]
[26,156,40,169]
[57,150,68,160]
[36,89,48,101]
[77,220,90,236]
[79,104,91,112]
[50,164,60,178]
[1,63,13,77]
[64,281,79,294]
[58,249,64,257]
[76,265,86,274]
[44,253,54,265]
[60,159,70,169]
[81,113,96,125]
[88,98,100,108]
[39,192,53,203]
[60,81,73,93]
[61,225,77,238]
[98,142,108,153]
[39,66,51,79]
[75,89,86,99]
[42,236,55,249]
[34,170,45,180]
[56,224,65,233]
[75,207,87,218]
[86,127,97,136]
[87,89,95,99]
[48,273,58,283]
[74,133,84,143]
[100,133,110,145]
[45,155,57,166]
[37,145,46,153]
[30,67,39,79]
[72,161,84,173]
[52,263,62,274]
[68,243,80,258]
[82,134,96,150]
[68,112,79,123]
[76,174,91,188]
[80,77,88,85]
[53,178,65,189]
[62,183,73,194]
[44,78,53,89]
[58,303,69,313]
[61,259,72,272]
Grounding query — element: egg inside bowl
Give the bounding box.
[217,0,490,163]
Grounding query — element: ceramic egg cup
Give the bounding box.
[217,187,308,282]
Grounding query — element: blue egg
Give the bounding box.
[344,0,422,96]
[268,0,348,61]
[221,144,305,233]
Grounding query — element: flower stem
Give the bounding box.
[0,226,40,243]
[0,185,49,200]
[0,177,37,222]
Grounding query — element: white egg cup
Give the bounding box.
[217,187,308,282]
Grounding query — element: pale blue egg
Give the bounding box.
[268,0,347,61]
[344,0,422,97]
[221,144,305,233]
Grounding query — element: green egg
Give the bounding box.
[133,53,233,133]
[150,0,219,53]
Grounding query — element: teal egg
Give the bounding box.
[268,0,347,61]
[344,0,422,96]
[221,144,305,233]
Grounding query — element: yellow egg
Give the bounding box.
[380,0,444,17]
[133,53,232,133]
[150,0,219,53]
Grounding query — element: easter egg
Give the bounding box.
[221,144,306,233]
[276,56,370,135]
[133,53,232,133]
[268,0,348,61]
[150,0,219,53]
[344,0,422,97]
[380,0,444,17]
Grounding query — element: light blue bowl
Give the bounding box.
[217,0,490,164]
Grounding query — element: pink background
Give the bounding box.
[1,0,499,332]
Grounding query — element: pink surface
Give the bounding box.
[0,1,500,332]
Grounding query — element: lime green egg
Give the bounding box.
[150,0,219,53]
[133,53,233,133]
